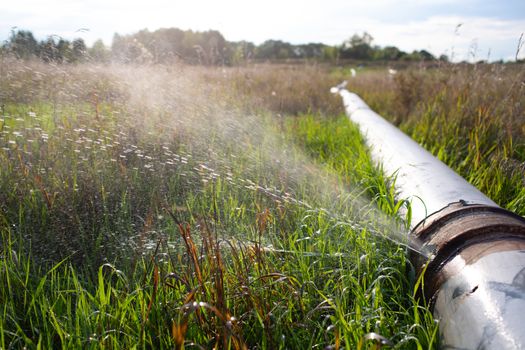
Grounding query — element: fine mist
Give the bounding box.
[1,60,425,259]
[0,58,447,349]
[113,63,421,255]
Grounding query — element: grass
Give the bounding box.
[347,63,525,215]
[1,57,523,349]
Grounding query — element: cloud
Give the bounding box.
[0,0,523,61]
[370,16,525,61]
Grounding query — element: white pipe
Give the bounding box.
[334,88,525,349]
[435,247,525,349]
[336,89,496,228]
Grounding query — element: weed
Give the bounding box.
[2,58,522,349]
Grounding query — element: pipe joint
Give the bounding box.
[336,89,525,348]
[411,201,525,303]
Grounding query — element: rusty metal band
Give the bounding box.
[410,201,525,302]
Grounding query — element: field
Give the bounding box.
[1,57,524,349]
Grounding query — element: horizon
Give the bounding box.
[1,0,524,62]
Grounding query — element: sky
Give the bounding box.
[1,0,524,61]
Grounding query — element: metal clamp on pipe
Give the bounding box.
[412,201,525,349]
[333,86,525,349]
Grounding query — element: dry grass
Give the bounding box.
[1,57,523,349]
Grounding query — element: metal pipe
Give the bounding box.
[335,89,496,227]
[334,87,525,349]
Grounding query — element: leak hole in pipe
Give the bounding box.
[452,282,470,299]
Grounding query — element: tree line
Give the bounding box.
[1,28,446,64]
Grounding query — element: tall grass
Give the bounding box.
[347,63,525,215]
[1,58,522,348]
[218,62,525,215]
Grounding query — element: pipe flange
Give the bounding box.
[410,201,525,303]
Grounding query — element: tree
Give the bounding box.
[147,27,185,63]
[230,41,256,64]
[56,39,72,63]
[111,34,152,64]
[297,43,328,58]
[418,50,435,61]
[375,46,405,61]
[255,40,294,60]
[71,38,87,62]
[8,29,39,59]
[200,30,229,65]
[40,37,58,62]
[111,33,127,62]
[402,50,436,62]
[439,54,449,62]
[340,32,374,60]
[88,39,110,63]
[322,46,338,61]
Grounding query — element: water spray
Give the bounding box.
[332,86,525,349]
